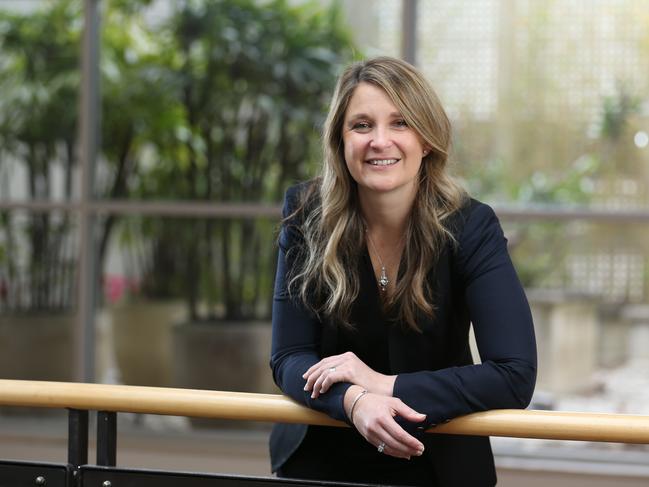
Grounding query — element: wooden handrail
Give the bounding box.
[1,379,649,444]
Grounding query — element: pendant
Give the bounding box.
[378,266,389,291]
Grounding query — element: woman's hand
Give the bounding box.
[344,386,426,459]
[302,351,395,399]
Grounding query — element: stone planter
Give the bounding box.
[597,304,629,368]
[0,313,75,415]
[528,289,599,395]
[109,300,185,387]
[0,313,76,381]
[171,320,278,429]
[621,305,649,364]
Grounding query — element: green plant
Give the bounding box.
[0,0,355,319]
[127,0,355,321]
[0,0,80,312]
[0,0,172,311]
[98,0,186,290]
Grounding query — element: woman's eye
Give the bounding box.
[352,121,371,130]
[394,119,408,128]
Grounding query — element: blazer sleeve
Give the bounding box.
[269,185,352,423]
[392,201,537,429]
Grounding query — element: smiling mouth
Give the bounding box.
[366,158,399,166]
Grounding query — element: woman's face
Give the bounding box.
[342,82,426,199]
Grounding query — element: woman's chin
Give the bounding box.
[357,180,409,195]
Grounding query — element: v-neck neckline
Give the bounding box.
[362,244,404,300]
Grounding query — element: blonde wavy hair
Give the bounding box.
[288,56,467,331]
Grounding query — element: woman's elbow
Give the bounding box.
[269,354,286,390]
[511,360,537,408]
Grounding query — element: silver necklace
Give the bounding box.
[365,229,391,292]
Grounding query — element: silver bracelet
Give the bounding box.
[349,389,368,423]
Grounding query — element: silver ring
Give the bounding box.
[377,442,385,453]
[329,367,336,372]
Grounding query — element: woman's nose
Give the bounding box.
[369,126,393,150]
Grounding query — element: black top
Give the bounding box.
[341,248,391,372]
[269,183,537,486]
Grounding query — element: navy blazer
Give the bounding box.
[269,183,537,486]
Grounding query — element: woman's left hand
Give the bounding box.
[302,351,396,399]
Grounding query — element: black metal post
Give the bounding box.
[67,409,89,487]
[68,409,89,467]
[96,411,117,467]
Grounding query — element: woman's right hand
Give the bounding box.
[345,387,426,459]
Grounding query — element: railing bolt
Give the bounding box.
[34,476,46,485]
[102,481,112,487]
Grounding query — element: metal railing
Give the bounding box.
[1,379,649,487]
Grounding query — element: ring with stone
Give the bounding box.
[377,442,385,453]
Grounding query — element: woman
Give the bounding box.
[269,56,536,486]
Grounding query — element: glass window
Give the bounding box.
[413,0,649,209]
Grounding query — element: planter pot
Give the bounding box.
[597,304,629,368]
[109,300,185,387]
[0,313,76,381]
[0,312,75,416]
[172,320,278,429]
[528,289,599,396]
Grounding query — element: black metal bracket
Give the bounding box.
[96,411,117,467]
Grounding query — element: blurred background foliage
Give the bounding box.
[0,0,354,320]
[1,0,649,317]
[0,0,80,311]
[459,81,647,288]
[113,0,354,321]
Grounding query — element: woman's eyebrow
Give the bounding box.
[345,111,403,122]
[346,112,370,121]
